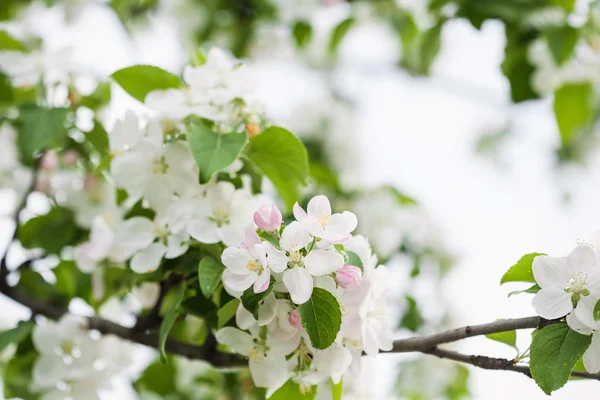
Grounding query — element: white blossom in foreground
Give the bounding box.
[216,196,393,394]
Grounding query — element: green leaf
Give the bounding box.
[546,26,578,66]
[329,18,355,55]
[385,186,418,206]
[501,28,539,103]
[187,122,246,183]
[508,284,540,297]
[181,294,218,327]
[134,359,177,396]
[500,253,545,285]
[593,299,600,322]
[293,20,313,49]
[159,282,186,364]
[19,207,78,254]
[346,251,363,272]
[299,287,342,350]
[399,295,424,332]
[268,379,317,400]
[111,65,183,103]
[0,30,26,52]
[17,269,65,304]
[3,334,39,400]
[554,82,595,146]
[217,299,240,329]
[530,324,592,395]
[54,260,92,302]
[79,81,112,110]
[16,105,69,166]
[84,120,109,156]
[331,379,343,400]
[486,329,517,350]
[0,321,34,354]
[241,278,275,319]
[246,126,309,210]
[198,256,225,298]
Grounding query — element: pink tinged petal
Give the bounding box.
[567,244,598,275]
[532,287,573,319]
[254,269,271,293]
[293,202,308,223]
[117,217,156,251]
[280,221,311,252]
[262,241,289,273]
[245,226,262,248]
[336,265,363,289]
[187,217,220,244]
[258,293,277,326]
[130,243,167,274]
[283,267,314,304]
[304,250,344,276]
[566,312,593,335]
[215,327,254,356]
[222,247,253,274]
[307,195,331,218]
[584,332,600,373]
[532,255,570,289]
[288,309,302,329]
[236,303,256,330]
[222,269,257,292]
[253,204,282,232]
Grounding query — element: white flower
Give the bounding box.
[63,176,120,229]
[0,47,73,87]
[74,216,118,272]
[310,343,353,384]
[215,327,289,396]
[532,244,600,320]
[276,221,344,304]
[115,208,190,274]
[293,195,357,243]
[187,181,257,246]
[563,310,600,373]
[145,89,198,122]
[111,119,197,210]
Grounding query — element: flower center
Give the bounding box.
[566,272,590,303]
[287,250,305,268]
[152,156,169,175]
[211,206,230,227]
[246,259,263,272]
[317,215,330,229]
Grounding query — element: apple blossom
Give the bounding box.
[336,265,362,289]
[293,195,358,243]
[254,203,283,233]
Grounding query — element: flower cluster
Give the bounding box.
[531,240,600,373]
[31,315,131,400]
[215,195,394,395]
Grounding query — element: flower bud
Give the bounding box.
[246,122,260,138]
[62,150,79,166]
[288,309,302,330]
[335,265,362,290]
[253,204,282,233]
[40,152,58,170]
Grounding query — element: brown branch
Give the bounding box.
[425,347,600,381]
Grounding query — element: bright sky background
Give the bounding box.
[2,2,600,399]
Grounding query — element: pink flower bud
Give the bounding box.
[288,309,302,329]
[40,152,58,170]
[62,150,79,166]
[253,204,282,233]
[335,265,362,290]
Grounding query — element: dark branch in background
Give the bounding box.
[0,159,599,380]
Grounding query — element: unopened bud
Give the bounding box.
[62,150,79,166]
[253,204,282,233]
[246,122,261,139]
[288,309,302,329]
[335,265,362,290]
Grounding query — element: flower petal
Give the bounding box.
[567,244,598,275]
[215,327,254,356]
[584,332,600,373]
[307,195,331,218]
[283,267,313,304]
[574,295,600,330]
[222,247,252,274]
[280,221,311,252]
[116,217,156,253]
[222,269,257,292]
[258,292,277,326]
[254,269,271,294]
[292,202,308,224]
[304,250,344,276]
[532,255,570,289]
[566,312,593,335]
[532,287,573,319]
[130,242,166,274]
[236,303,256,330]
[262,241,289,273]
[187,217,220,244]
[249,352,289,390]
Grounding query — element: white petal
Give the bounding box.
[32,355,65,389]
[280,221,311,252]
[130,242,166,274]
[219,222,246,247]
[110,147,154,196]
[315,275,337,294]
[222,269,257,292]
[307,195,331,218]
[532,287,573,319]
[254,269,271,294]
[268,331,301,356]
[249,352,289,389]
[262,241,289,273]
[532,255,570,289]
[566,312,593,335]
[116,217,156,252]
[304,250,344,276]
[567,244,598,275]
[258,293,277,326]
[222,247,253,274]
[236,303,256,330]
[215,327,254,356]
[312,344,352,384]
[574,295,600,330]
[32,321,61,355]
[188,217,220,244]
[283,268,313,304]
[584,332,600,373]
[165,230,189,258]
[292,202,308,224]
